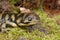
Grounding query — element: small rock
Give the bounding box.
[56,19,60,25]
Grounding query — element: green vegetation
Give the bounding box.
[0,9,60,40]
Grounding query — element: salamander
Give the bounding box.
[0,0,40,32]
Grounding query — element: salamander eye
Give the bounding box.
[28,17,32,21]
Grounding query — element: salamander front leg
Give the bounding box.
[6,21,18,28]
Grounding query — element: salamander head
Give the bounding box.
[18,12,40,27]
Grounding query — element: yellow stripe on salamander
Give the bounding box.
[6,21,18,27]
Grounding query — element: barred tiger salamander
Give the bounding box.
[0,9,40,32]
[0,0,40,32]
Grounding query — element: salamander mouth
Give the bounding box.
[23,22,30,24]
[18,21,39,27]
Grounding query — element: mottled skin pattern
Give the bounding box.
[0,10,40,32]
[0,0,41,32]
